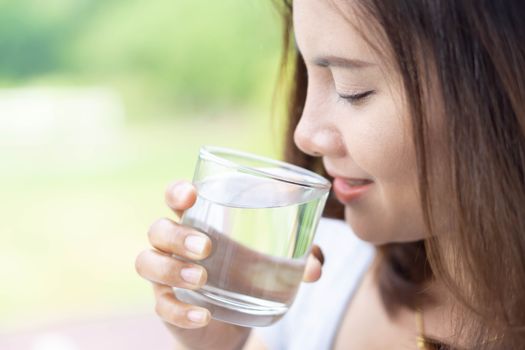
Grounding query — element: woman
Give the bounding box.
[135,0,525,348]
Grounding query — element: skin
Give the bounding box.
[135,181,323,349]
[136,0,456,348]
[293,0,427,245]
[291,0,455,348]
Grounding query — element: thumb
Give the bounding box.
[302,245,324,283]
[165,180,197,218]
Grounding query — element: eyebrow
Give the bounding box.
[312,55,375,69]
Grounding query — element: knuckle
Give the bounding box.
[148,218,172,244]
[166,304,186,326]
[158,260,177,284]
[159,264,173,285]
[155,299,184,326]
[171,223,187,243]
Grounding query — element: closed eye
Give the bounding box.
[337,90,375,104]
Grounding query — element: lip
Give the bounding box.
[332,176,373,204]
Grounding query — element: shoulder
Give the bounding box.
[254,217,375,350]
[314,218,375,278]
[307,217,376,317]
[314,217,373,258]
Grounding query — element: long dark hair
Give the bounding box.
[273,0,525,348]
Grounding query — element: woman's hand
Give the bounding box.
[135,180,324,349]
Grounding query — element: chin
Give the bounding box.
[344,207,426,245]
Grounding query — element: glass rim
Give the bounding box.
[199,145,332,190]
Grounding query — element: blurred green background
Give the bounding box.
[0,0,286,343]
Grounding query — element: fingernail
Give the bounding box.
[187,309,208,323]
[184,235,208,255]
[180,267,203,285]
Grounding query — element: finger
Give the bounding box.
[152,283,211,329]
[165,180,197,218]
[302,252,322,283]
[311,244,325,265]
[148,218,211,260]
[135,249,207,289]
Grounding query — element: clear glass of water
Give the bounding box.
[174,146,331,327]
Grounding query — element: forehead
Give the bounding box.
[292,0,379,63]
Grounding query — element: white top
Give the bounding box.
[255,217,375,350]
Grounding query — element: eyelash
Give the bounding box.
[337,90,375,105]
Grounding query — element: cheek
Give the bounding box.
[338,96,415,184]
[338,95,426,242]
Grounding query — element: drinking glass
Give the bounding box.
[174,146,331,327]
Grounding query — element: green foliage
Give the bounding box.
[0,0,282,117]
[0,116,283,328]
[0,0,288,329]
[0,0,102,79]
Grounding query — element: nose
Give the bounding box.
[293,98,345,158]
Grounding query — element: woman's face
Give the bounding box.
[293,0,426,244]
